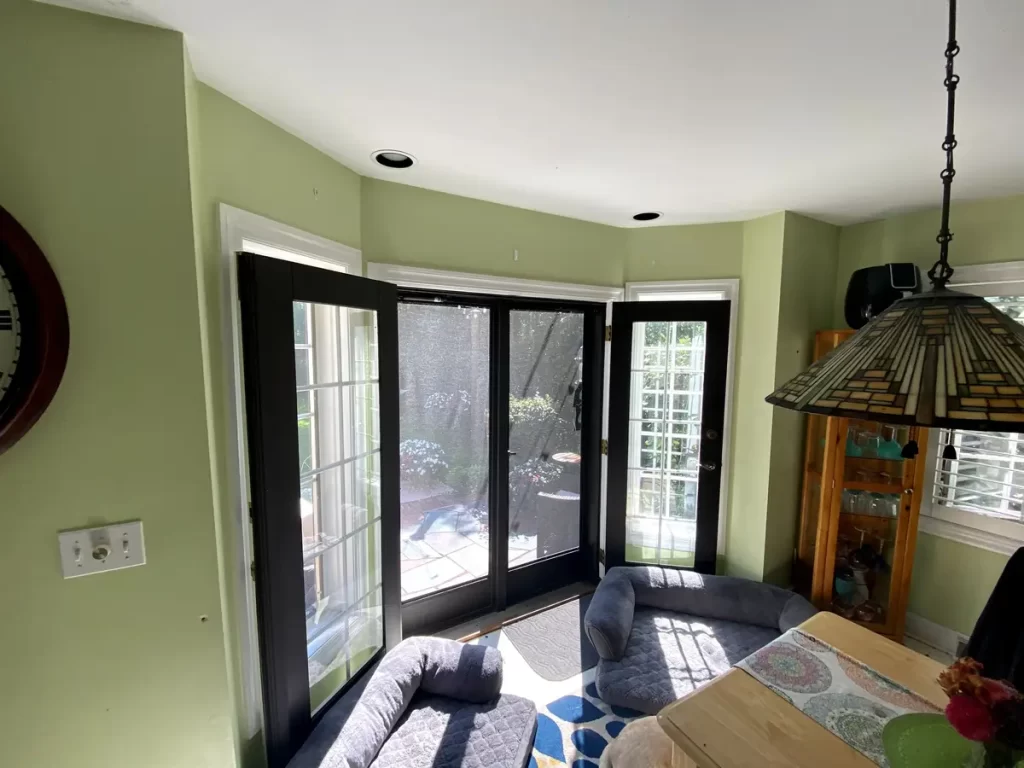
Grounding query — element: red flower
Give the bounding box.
[946,694,997,742]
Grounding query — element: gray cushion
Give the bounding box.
[627,566,806,631]
[595,608,779,714]
[584,567,635,660]
[779,592,819,632]
[371,693,537,768]
[289,637,505,768]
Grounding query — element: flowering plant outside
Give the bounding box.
[399,439,449,487]
[939,658,1024,766]
[509,457,562,488]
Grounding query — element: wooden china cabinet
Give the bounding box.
[793,330,929,641]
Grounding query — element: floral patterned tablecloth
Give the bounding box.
[735,629,941,767]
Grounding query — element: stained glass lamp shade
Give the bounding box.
[766,289,1024,430]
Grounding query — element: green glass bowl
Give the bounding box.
[882,714,975,767]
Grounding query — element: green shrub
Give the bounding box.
[447,464,489,496]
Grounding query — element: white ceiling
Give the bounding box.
[46,0,1024,227]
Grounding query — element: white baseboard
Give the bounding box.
[905,612,970,657]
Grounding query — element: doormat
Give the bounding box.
[504,594,599,682]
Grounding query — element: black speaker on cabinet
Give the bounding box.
[844,263,921,329]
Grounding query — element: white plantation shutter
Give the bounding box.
[932,296,1024,524]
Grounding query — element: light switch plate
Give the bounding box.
[58,521,146,579]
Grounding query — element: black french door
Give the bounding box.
[238,253,402,768]
[396,291,605,635]
[238,254,729,767]
[606,300,731,574]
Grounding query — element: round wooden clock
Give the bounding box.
[0,205,69,457]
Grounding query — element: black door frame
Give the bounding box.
[397,289,604,635]
[238,252,402,768]
[605,299,731,575]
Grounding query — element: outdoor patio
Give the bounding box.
[400,504,538,599]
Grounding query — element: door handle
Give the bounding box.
[699,461,717,471]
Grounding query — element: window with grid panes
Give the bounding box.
[624,319,707,566]
[932,296,1024,526]
[294,300,384,712]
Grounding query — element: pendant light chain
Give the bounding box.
[928,0,960,290]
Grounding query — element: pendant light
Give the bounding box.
[766,0,1024,436]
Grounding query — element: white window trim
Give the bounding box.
[367,263,623,303]
[920,260,1024,555]
[220,204,361,739]
[626,279,739,558]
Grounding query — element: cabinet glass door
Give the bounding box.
[827,418,920,634]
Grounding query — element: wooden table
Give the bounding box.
[657,612,947,768]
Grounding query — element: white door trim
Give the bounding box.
[219,204,362,739]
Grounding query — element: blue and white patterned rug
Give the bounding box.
[529,681,643,767]
[468,631,642,767]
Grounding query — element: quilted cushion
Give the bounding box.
[595,608,779,714]
[371,693,537,768]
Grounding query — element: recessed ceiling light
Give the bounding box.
[633,212,662,222]
[372,150,416,169]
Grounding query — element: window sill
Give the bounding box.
[919,504,1024,556]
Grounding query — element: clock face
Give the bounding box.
[0,205,69,456]
[0,261,22,413]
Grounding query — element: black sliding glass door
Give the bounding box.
[397,292,604,635]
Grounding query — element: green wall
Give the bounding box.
[763,214,840,584]
[194,82,364,765]
[908,534,1008,636]
[198,84,362,252]
[624,222,743,282]
[0,2,236,766]
[833,195,1024,326]
[362,178,625,284]
[725,213,787,580]
[723,213,841,584]
[834,196,1024,635]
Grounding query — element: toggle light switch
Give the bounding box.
[58,521,145,579]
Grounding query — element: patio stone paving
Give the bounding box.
[400,509,539,599]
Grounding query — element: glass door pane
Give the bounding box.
[508,310,585,565]
[397,303,491,600]
[623,319,707,567]
[294,300,383,713]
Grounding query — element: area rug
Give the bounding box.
[529,681,643,767]
[504,594,599,681]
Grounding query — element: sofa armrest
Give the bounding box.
[778,593,818,633]
[584,568,636,661]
